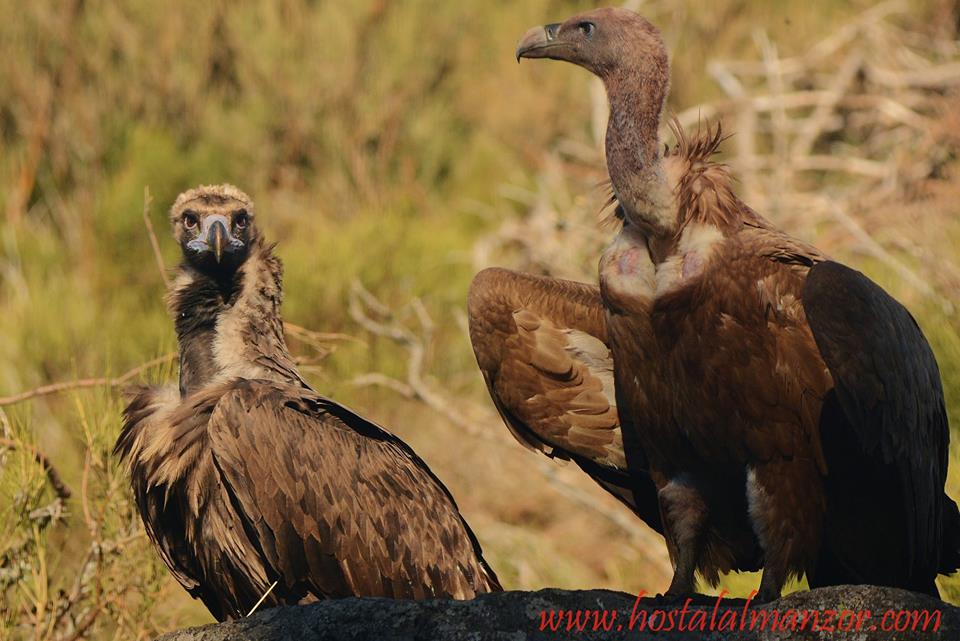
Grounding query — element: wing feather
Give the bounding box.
[468,267,662,534]
[468,267,623,467]
[207,380,500,602]
[803,260,955,592]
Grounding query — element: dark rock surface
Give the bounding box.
[156,585,957,641]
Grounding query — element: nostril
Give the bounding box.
[545,23,560,41]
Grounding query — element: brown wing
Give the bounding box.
[117,386,204,594]
[118,379,499,621]
[117,383,280,621]
[468,267,662,533]
[468,267,621,464]
[207,380,500,604]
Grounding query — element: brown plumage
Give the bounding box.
[467,139,770,577]
[116,185,500,621]
[517,8,959,601]
[467,140,727,536]
[467,268,661,530]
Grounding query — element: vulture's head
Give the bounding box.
[515,7,666,83]
[170,184,258,277]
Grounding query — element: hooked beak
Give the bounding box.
[209,220,226,263]
[186,214,242,264]
[516,23,562,61]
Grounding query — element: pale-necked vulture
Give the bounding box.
[515,7,959,601]
[116,184,500,620]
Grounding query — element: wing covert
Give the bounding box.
[468,267,624,468]
[206,380,499,602]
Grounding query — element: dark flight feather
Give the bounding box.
[803,261,957,594]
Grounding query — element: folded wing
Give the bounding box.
[209,380,500,602]
[803,260,958,594]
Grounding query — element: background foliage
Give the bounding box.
[1,0,958,638]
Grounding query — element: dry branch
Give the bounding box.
[713,0,906,78]
[674,0,958,311]
[0,353,176,407]
[791,52,863,159]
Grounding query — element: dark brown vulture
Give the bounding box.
[116,184,500,621]
[515,7,960,601]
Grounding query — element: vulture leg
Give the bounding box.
[748,461,824,602]
[659,478,708,596]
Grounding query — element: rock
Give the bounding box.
[156,585,957,641]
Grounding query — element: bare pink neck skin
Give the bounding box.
[602,66,673,240]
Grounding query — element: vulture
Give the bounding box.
[512,7,960,601]
[116,184,500,621]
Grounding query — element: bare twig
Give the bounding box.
[866,60,960,89]
[283,322,363,365]
[791,52,863,158]
[826,203,952,313]
[79,432,96,537]
[51,543,101,638]
[0,352,176,407]
[713,0,905,77]
[142,186,170,289]
[759,30,790,213]
[57,601,102,641]
[731,155,892,179]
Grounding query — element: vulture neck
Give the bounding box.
[603,68,673,245]
[170,241,300,397]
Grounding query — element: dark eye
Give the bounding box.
[578,22,595,37]
[234,209,249,229]
[182,211,199,230]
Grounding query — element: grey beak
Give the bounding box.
[186,214,243,262]
[516,23,562,61]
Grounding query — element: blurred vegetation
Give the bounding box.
[1,0,959,638]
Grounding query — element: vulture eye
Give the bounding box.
[578,22,595,38]
[234,210,249,229]
[182,211,199,230]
